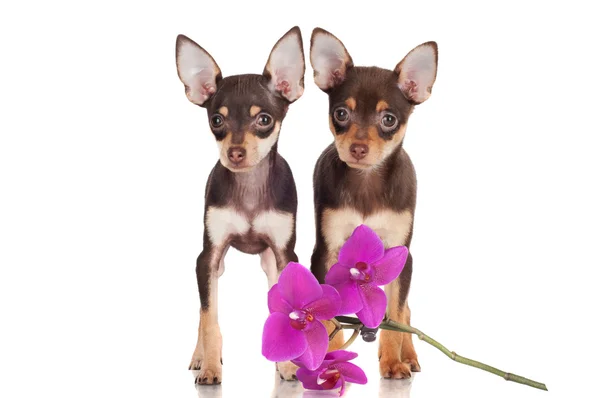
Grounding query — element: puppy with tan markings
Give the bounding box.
[309,28,438,379]
[175,27,305,384]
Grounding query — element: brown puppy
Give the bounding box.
[309,28,438,379]
[175,27,305,384]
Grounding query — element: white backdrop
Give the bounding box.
[1,1,599,397]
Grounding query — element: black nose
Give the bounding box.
[350,143,369,160]
[227,147,246,164]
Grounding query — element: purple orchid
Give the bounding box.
[262,262,341,370]
[325,225,408,328]
[294,350,367,396]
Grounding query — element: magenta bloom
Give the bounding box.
[294,350,367,396]
[325,225,408,328]
[262,262,342,370]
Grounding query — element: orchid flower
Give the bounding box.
[325,225,408,328]
[294,350,367,396]
[262,262,342,370]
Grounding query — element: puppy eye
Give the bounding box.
[381,113,398,129]
[210,114,224,128]
[256,113,273,127]
[333,107,350,123]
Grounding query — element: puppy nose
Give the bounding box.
[350,143,369,160]
[227,147,246,164]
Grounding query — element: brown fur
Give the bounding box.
[310,28,437,379]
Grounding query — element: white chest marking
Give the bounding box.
[253,210,294,249]
[206,207,251,245]
[206,206,294,249]
[322,207,413,251]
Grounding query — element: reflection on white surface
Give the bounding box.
[268,371,413,398]
[378,378,413,398]
[195,384,223,398]
[193,369,413,398]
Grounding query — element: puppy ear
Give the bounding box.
[175,35,222,106]
[394,42,438,104]
[310,28,354,92]
[263,26,305,103]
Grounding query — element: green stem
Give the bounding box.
[333,316,548,391]
[339,328,360,350]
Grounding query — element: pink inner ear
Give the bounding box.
[315,56,345,90]
[401,79,418,99]
[330,69,344,87]
[276,79,291,95]
[188,69,217,104]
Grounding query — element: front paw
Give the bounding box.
[189,355,203,371]
[277,361,299,381]
[403,357,421,372]
[195,361,222,385]
[380,357,412,379]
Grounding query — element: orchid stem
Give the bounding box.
[333,316,548,391]
[329,318,343,341]
[339,328,360,350]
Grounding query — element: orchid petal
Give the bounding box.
[262,312,307,362]
[296,367,322,390]
[356,284,387,328]
[332,281,363,316]
[324,350,358,364]
[325,262,352,285]
[371,246,409,285]
[336,362,368,384]
[293,321,329,370]
[304,285,341,320]
[338,225,384,267]
[279,262,323,310]
[267,284,293,314]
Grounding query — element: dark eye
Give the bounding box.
[334,107,349,123]
[210,114,224,128]
[256,113,273,127]
[381,113,398,129]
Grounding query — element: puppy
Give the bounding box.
[175,27,305,384]
[309,28,438,379]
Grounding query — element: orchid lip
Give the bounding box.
[289,309,314,330]
[350,261,372,282]
[317,368,341,389]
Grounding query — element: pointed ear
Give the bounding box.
[175,35,222,106]
[395,41,438,104]
[263,26,305,103]
[310,28,353,92]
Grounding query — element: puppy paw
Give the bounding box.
[189,356,203,371]
[277,361,299,381]
[403,357,421,373]
[195,362,222,385]
[380,358,412,379]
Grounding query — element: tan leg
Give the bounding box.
[400,304,420,372]
[379,279,411,379]
[191,246,225,385]
[195,275,223,384]
[189,320,204,370]
[260,247,279,289]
